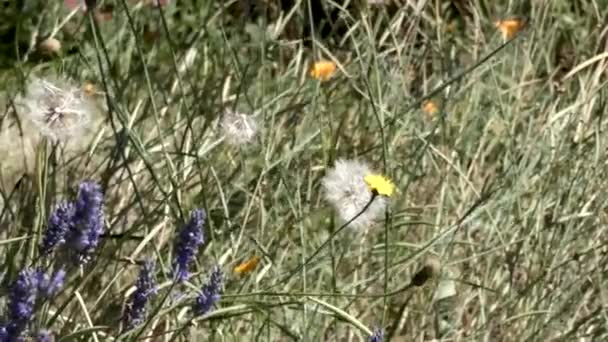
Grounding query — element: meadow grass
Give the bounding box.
[1,0,608,341]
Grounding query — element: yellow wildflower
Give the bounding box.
[234,256,261,275]
[495,18,525,40]
[310,60,337,81]
[364,174,395,197]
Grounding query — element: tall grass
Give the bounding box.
[1,0,608,340]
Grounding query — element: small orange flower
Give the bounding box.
[422,100,439,116]
[234,256,261,275]
[310,60,337,81]
[495,18,526,40]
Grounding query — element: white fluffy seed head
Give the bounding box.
[322,159,387,230]
[221,111,258,146]
[16,77,98,142]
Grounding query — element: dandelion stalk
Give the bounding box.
[274,192,378,287]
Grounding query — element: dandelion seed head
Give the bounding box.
[16,77,97,142]
[322,159,387,229]
[194,265,223,316]
[173,209,206,282]
[221,111,258,147]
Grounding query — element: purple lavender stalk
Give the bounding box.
[67,180,105,264]
[39,201,75,256]
[173,210,206,282]
[193,265,223,316]
[122,261,157,330]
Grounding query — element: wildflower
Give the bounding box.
[309,60,337,81]
[5,269,39,339]
[16,77,97,142]
[322,159,388,229]
[422,99,440,117]
[2,268,64,340]
[234,256,261,275]
[67,180,105,264]
[495,18,525,40]
[36,269,66,297]
[40,201,75,256]
[173,209,206,282]
[368,328,384,342]
[194,266,223,316]
[122,261,157,330]
[220,111,258,147]
[364,174,395,197]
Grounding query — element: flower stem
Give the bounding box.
[272,192,378,287]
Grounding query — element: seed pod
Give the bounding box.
[411,256,441,287]
[38,38,61,55]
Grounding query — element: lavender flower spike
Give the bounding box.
[368,328,385,342]
[6,269,39,340]
[39,201,75,256]
[122,261,157,330]
[173,209,206,282]
[194,265,223,316]
[68,180,105,264]
[36,269,66,298]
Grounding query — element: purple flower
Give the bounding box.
[193,265,223,316]
[122,261,157,331]
[40,201,75,255]
[67,180,105,264]
[36,269,66,298]
[3,269,65,341]
[173,210,205,282]
[6,269,39,339]
[368,328,384,342]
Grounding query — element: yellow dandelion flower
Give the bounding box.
[310,60,337,81]
[234,256,261,275]
[495,18,525,40]
[364,174,395,197]
[422,100,439,116]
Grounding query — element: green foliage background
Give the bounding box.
[1,0,608,341]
